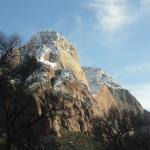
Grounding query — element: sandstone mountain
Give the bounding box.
[0,31,144,149]
[25,31,88,85]
[83,67,143,115]
[23,31,95,135]
[0,31,99,149]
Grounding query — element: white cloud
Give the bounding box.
[89,0,135,34]
[127,84,150,110]
[88,0,150,36]
[140,0,150,8]
[125,63,150,75]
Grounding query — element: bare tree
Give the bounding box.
[0,32,53,150]
[0,79,53,150]
[0,31,21,54]
[0,31,22,83]
[92,107,148,150]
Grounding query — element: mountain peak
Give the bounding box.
[24,31,88,85]
[30,30,62,42]
[83,66,122,95]
[0,31,145,148]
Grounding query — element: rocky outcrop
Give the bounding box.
[28,69,94,136]
[83,67,144,115]
[26,31,88,85]
[0,31,97,149]
[94,85,118,115]
[0,31,145,149]
[22,31,94,136]
[107,86,143,113]
[83,67,121,95]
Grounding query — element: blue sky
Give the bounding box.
[0,0,150,110]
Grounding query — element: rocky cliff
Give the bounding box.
[0,31,144,149]
[0,31,98,149]
[24,31,95,135]
[83,67,143,115]
[25,31,88,85]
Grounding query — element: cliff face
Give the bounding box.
[24,31,94,136]
[25,69,94,138]
[94,85,118,115]
[26,31,88,85]
[107,86,143,113]
[0,31,96,147]
[83,67,121,95]
[0,31,144,149]
[83,67,143,115]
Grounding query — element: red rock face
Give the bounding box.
[0,32,98,147]
[95,85,118,116]
[28,80,93,137]
[94,85,143,116]
[0,31,144,149]
[83,67,144,115]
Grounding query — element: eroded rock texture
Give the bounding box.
[0,31,97,149]
[83,67,143,115]
[0,31,144,149]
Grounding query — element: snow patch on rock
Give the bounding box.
[53,69,75,87]
[83,67,122,95]
[25,31,61,68]
[25,63,53,86]
[35,45,58,68]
